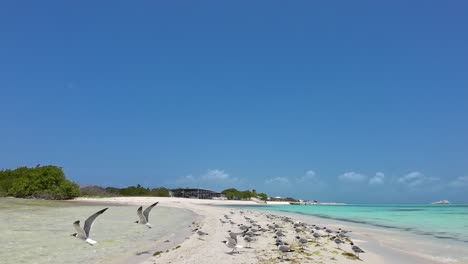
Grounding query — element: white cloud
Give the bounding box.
[448,176,468,188]
[265,177,290,184]
[369,172,385,185]
[338,172,366,182]
[200,169,230,181]
[181,175,195,182]
[175,169,237,185]
[296,170,317,182]
[398,171,439,187]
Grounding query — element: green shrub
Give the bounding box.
[1,165,80,200]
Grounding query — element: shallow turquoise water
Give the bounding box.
[0,198,194,264]
[227,204,468,243]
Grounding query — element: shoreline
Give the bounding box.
[73,197,468,264]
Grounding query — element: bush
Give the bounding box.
[221,188,268,200]
[1,165,80,200]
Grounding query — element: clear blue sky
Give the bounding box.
[1,1,467,203]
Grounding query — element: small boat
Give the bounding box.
[432,200,449,204]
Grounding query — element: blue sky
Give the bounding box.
[1,1,467,203]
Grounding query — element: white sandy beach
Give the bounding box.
[71,197,468,264]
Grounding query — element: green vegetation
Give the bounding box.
[0,165,80,199]
[80,184,170,197]
[342,252,359,260]
[0,165,266,201]
[221,188,268,200]
[120,185,171,197]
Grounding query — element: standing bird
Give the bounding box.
[222,238,243,253]
[277,244,295,260]
[334,238,344,249]
[298,237,309,249]
[313,231,321,240]
[228,230,244,242]
[197,230,208,239]
[71,208,108,245]
[352,245,365,257]
[135,202,159,228]
[243,236,254,248]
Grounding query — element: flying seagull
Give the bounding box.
[71,208,108,245]
[135,202,159,228]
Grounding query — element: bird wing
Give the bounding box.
[229,233,238,242]
[227,238,238,247]
[137,206,147,223]
[143,202,159,222]
[73,220,86,239]
[84,208,108,238]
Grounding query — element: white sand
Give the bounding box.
[73,197,449,264]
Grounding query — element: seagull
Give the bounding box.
[298,237,309,249]
[352,245,365,257]
[71,208,108,245]
[197,230,208,239]
[222,238,243,253]
[244,236,254,248]
[334,238,344,249]
[277,244,295,259]
[135,202,159,228]
[313,231,321,240]
[228,230,244,242]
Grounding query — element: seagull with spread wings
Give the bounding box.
[135,202,159,228]
[71,208,108,245]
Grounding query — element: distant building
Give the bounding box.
[171,188,225,199]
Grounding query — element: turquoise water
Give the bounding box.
[228,204,468,243]
[0,198,195,264]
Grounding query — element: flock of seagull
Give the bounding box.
[216,210,366,260]
[70,202,159,245]
[70,204,365,262]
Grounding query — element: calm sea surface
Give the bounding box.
[0,197,194,264]
[228,203,468,243]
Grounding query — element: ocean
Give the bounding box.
[227,203,468,243]
[224,203,468,262]
[0,197,195,264]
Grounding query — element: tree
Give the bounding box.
[149,187,170,197]
[4,165,80,199]
[221,188,269,200]
[258,193,268,201]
